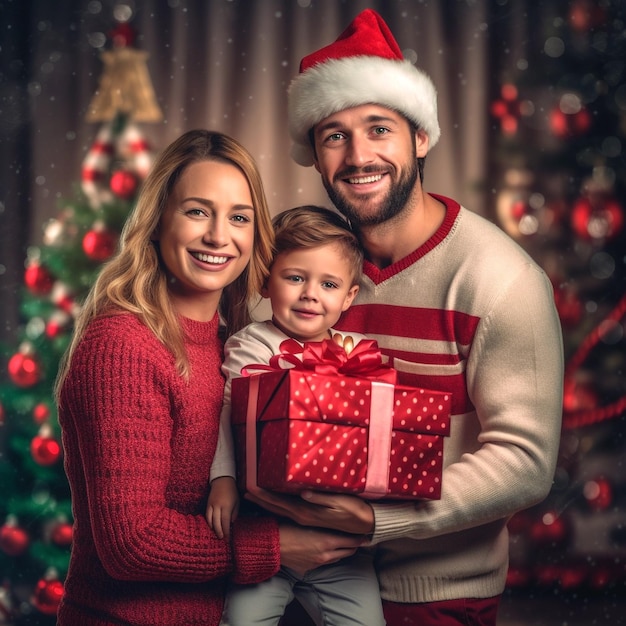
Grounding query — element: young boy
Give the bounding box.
[208,205,385,626]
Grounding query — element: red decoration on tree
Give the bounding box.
[46,310,72,338]
[571,195,624,241]
[50,521,73,547]
[510,199,540,236]
[50,281,76,314]
[583,477,613,511]
[529,511,569,545]
[0,517,30,556]
[82,223,118,261]
[563,293,626,428]
[562,379,598,413]
[110,169,139,199]
[490,84,523,135]
[32,403,51,424]
[549,105,591,138]
[32,573,64,616]
[30,425,62,467]
[24,262,54,295]
[7,346,42,388]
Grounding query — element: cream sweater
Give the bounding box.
[336,195,564,603]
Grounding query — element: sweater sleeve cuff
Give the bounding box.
[370,502,419,544]
[230,516,281,584]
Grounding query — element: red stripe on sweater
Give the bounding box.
[337,304,479,415]
[338,304,480,345]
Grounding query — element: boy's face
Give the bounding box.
[262,243,359,343]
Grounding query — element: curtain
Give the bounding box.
[1,0,504,344]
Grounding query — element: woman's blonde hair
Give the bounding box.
[55,129,274,398]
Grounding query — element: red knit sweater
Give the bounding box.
[57,313,280,625]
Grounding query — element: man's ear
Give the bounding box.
[342,285,360,311]
[415,129,429,158]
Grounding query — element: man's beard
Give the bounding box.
[322,160,419,227]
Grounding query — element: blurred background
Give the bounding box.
[0,0,625,623]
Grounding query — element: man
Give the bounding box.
[249,9,564,625]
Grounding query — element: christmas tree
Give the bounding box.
[0,19,160,624]
[490,0,626,597]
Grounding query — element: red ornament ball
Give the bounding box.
[33,403,51,424]
[0,522,30,556]
[110,169,138,199]
[8,352,41,387]
[571,196,624,241]
[83,228,118,262]
[24,263,54,295]
[33,577,64,615]
[51,521,74,547]
[30,433,62,466]
[550,106,591,138]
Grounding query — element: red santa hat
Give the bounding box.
[288,9,440,166]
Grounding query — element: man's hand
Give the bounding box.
[206,476,240,539]
[245,488,375,535]
[278,523,365,576]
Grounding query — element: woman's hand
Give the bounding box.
[245,487,375,535]
[278,523,365,576]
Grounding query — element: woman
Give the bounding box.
[55,130,362,625]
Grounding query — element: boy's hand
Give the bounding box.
[206,476,239,539]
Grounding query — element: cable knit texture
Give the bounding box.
[57,313,280,625]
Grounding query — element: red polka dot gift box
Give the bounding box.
[231,339,452,500]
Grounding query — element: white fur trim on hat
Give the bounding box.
[288,55,440,167]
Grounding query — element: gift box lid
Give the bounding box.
[232,369,451,436]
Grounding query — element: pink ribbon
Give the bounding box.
[361,381,394,498]
[245,375,261,493]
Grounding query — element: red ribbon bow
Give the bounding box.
[245,338,397,384]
